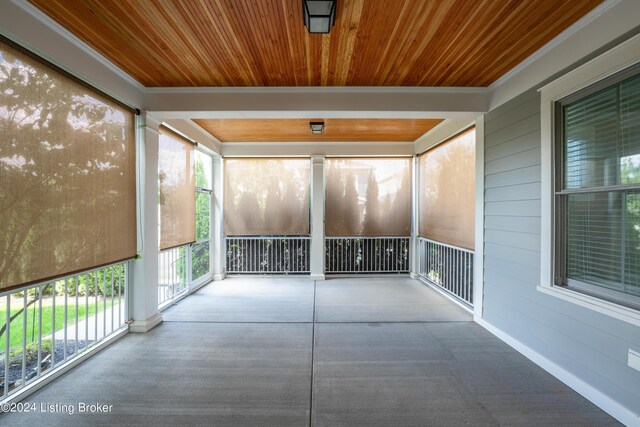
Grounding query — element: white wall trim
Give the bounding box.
[475,316,640,426]
[537,286,640,327]
[538,32,640,326]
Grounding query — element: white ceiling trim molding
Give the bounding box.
[414,115,477,154]
[152,111,473,120]
[221,142,415,157]
[0,0,145,107]
[145,86,488,94]
[162,119,222,154]
[488,0,640,111]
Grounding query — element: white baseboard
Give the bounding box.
[129,312,163,333]
[474,315,639,426]
[310,274,325,280]
[213,272,226,281]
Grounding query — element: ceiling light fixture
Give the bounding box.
[310,121,325,134]
[302,0,337,34]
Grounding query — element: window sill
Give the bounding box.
[537,284,640,327]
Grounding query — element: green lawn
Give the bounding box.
[0,299,120,352]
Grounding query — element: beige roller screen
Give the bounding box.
[419,128,476,250]
[224,158,310,235]
[325,158,412,237]
[159,127,196,250]
[0,40,136,292]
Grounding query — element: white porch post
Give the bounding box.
[410,155,420,279]
[310,155,325,280]
[473,115,485,318]
[212,155,226,280]
[130,112,162,333]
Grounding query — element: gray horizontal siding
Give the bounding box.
[485,165,541,189]
[482,88,640,414]
[484,215,541,233]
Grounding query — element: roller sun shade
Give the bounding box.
[325,158,412,237]
[0,40,136,291]
[158,126,196,250]
[419,129,476,250]
[224,158,310,236]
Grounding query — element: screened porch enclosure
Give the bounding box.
[218,131,477,308]
[1,25,479,405]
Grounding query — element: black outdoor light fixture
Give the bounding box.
[310,121,325,134]
[302,0,337,34]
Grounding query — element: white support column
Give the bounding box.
[310,155,325,280]
[130,113,162,333]
[212,155,226,280]
[473,115,485,319]
[410,155,420,279]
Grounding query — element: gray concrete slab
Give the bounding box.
[2,277,620,426]
[315,277,472,322]
[312,322,619,426]
[1,322,312,427]
[162,276,315,323]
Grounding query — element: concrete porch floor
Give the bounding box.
[1,277,619,426]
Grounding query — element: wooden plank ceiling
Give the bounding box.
[193,119,443,142]
[29,0,603,87]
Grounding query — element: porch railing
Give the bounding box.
[226,236,310,274]
[1,261,127,401]
[158,246,188,308]
[418,237,473,307]
[325,237,410,274]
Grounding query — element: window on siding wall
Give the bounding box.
[0,39,137,292]
[556,67,640,307]
[224,158,310,236]
[418,129,476,250]
[325,158,412,237]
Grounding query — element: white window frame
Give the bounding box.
[538,33,640,326]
